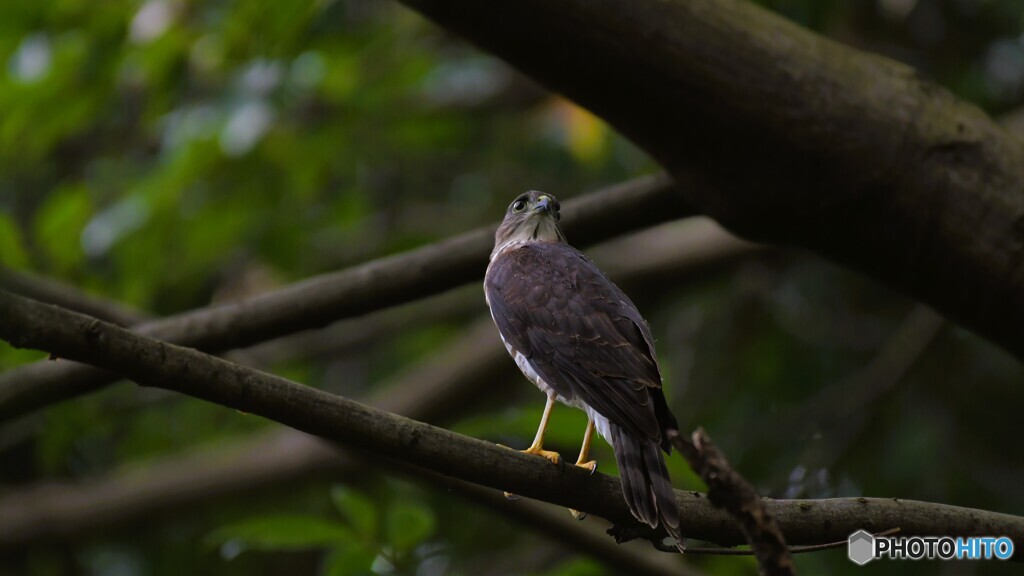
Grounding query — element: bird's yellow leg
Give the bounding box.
[574,419,597,472]
[502,395,561,501]
[522,395,561,464]
[570,419,598,520]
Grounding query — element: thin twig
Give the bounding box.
[683,527,901,556]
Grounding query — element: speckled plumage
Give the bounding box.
[484,191,683,548]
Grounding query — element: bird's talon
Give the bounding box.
[503,491,521,502]
[576,460,598,476]
[570,508,588,521]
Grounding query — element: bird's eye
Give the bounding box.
[512,199,527,212]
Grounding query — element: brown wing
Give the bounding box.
[485,243,677,445]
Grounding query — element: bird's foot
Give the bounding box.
[495,442,562,465]
[498,443,562,500]
[522,445,562,465]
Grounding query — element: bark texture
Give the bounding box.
[1,290,1022,557]
[398,0,1024,360]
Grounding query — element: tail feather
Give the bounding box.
[612,423,685,552]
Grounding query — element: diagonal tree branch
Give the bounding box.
[2,319,693,575]
[669,429,793,576]
[396,0,1024,362]
[0,218,760,544]
[0,174,694,423]
[0,317,504,546]
[1,290,1022,559]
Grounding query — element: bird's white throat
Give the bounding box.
[490,217,565,260]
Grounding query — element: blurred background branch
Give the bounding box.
[0,266,151,327]
[0,174,693,423]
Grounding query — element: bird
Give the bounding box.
[484,190,684,551]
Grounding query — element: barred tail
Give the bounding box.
[611,423,685,552]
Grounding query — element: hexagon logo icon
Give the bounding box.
[848,530,875,565]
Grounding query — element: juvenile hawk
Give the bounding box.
[484,191,684,550]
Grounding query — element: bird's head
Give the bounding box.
[492,191,566,257]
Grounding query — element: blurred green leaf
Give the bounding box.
[321,544,377,576]
[0,212,29,269]
[206,515,354,554]
[32,182,92,274]
[330,485,377,540]
[529,557,605,576]
[385,500,435,554]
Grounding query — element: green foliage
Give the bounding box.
[0,212,29,269]
[321,545,377,576]
[385,500,435,555]
[529,558,605,576]
[330,485,377,541]
[32,183,93,275]
[206,515,356,554]
[207,483,439,575]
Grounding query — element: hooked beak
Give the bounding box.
[534,195,552,213]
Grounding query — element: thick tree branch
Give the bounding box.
[0,318,505,546]
[2,318,693,576]
[0,174,694,422]
[0,218,759,543]
[397,0,1024,362]
[1,291,1022,557]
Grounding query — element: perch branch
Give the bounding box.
[0,218,758,545]
[1,290,1021,559]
